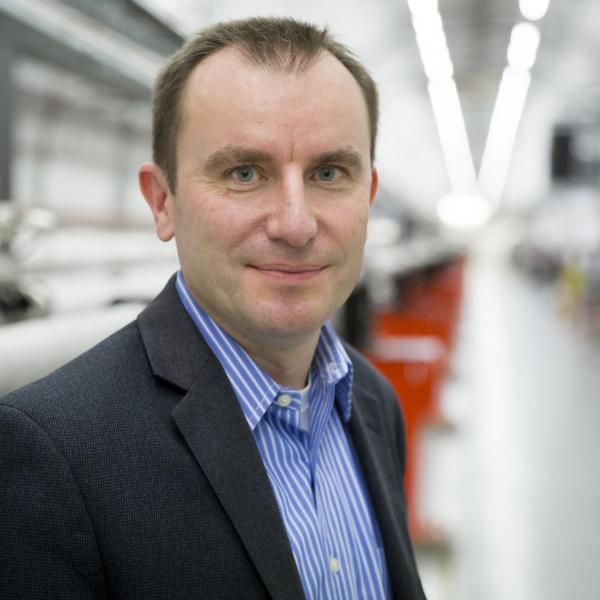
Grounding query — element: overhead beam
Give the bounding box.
[0,0,183,94]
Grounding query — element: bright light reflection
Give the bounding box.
[428,79,478,194]
[479,67,532,205]
[407,0,439,17]
[408,0,477,199]
[519,0,550,21]
[422,51,454,81]
[436,194,493,229]
[412,10,444,41]
[412,8,452,81]
[507,22,541,72]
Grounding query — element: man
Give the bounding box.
[0,17,425,599]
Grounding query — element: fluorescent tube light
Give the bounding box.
[519,0,551,21]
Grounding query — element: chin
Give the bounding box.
[253,301,333,341]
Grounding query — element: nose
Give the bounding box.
[265,174,318,247]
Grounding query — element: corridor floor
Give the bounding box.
[416,235,600,600]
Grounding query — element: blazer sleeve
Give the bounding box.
[0,405,106,599]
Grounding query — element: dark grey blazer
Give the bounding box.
[0,277,425,599]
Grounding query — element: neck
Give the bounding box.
[241,332,320,389]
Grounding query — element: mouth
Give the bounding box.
[248,264,327,281]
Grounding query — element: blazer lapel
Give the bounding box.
[137,277,305,600]
[349,385,424,599]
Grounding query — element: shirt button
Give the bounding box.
[277,394,292,407]
[329,557,341,573]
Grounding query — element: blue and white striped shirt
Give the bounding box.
[176,272,389,599]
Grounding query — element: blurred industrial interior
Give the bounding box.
[1,1,600,598]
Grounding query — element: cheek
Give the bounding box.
[177,198,231,247]
[336,206,370,253]
[179,202,266,273]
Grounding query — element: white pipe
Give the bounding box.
[0,303,145,394]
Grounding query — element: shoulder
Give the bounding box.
[0,320,147,422]
[0,316,176,488]
[344,342,398,404]
[343,341,408,472]
[343,341,406,437]
[344,342,405,438]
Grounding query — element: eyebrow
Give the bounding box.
[203,146,272,175]
[312,147,364,172]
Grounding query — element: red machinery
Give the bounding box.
[365,257,465,540]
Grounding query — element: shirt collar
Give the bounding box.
[175,271,354,429]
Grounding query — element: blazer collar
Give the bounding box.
[137,276,305,600]
[137,274,209,390]
[349,383,425,599]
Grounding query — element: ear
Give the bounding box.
[369,166,378,207]
[139,163,175,242]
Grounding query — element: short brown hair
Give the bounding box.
[152,16,379,192]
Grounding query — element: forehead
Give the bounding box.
[182,45,360,100]
[177,47,370,158]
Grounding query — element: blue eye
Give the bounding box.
[316,165,339,182]
[232,165,257,183]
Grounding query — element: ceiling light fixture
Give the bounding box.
[507,22,541,72]
[478,66,532,206]
[519,0,551,21]
[436,193,493,229]
[408,0,485,228]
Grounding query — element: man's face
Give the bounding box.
[144,48,377,351]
